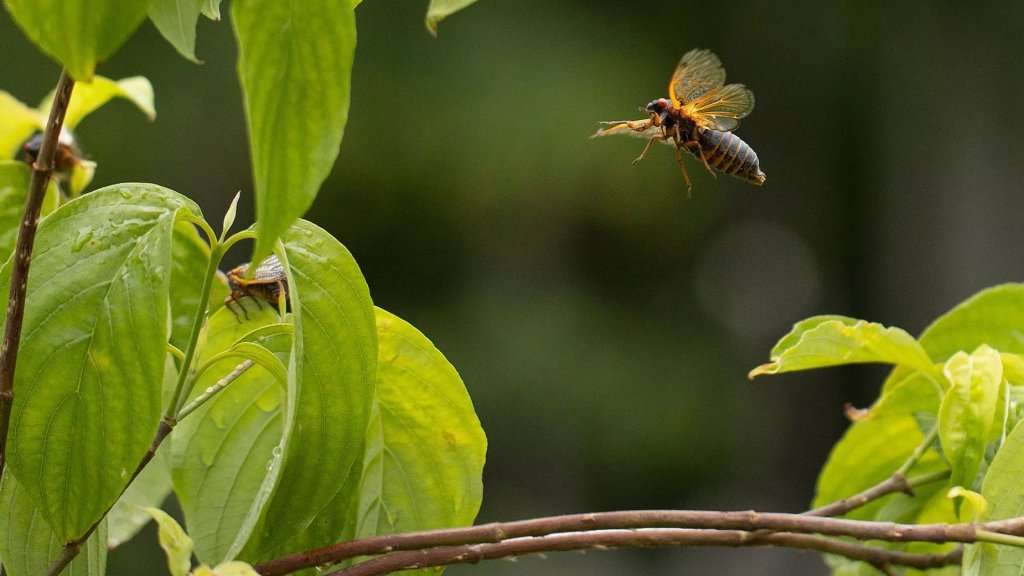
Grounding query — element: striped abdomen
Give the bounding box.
[695,129,766,185]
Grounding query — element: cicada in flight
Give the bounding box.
[593,48,765,193]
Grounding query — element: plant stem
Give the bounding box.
[168,244,224,416]
[322,530,962,576]
[975,529,1024,548]
[0,69,75,475]
[177,359,254,421]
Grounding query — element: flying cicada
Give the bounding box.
[224,254,288,321]
[593,48,766,193]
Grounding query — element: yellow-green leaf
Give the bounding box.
[39,76,156,129]
[0,91,44,159]
[938,346,1002,490]
[142,507,194,576]
[750,316,933,378]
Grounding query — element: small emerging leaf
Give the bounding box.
[201,0,223,20]
[142,507,194,576]
[221,192,241,239]
[938,346,1002,490]
[425,0,478,36]
[750,316,933,379]
[947,487,987,521]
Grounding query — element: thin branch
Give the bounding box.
[177,359,254,421]
[253,509,1018,576]
[0,69,75,474]
[322,529,962,576]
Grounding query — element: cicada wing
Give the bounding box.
[669,48,727,106]
[682,83,755,132]
[592,121,660,139]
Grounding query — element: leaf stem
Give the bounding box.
[0,69,75,475]
[975,529,1024,548]
[177,359,254,421]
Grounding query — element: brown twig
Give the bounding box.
[253,509,1018,576]
[0,69,75,475]
[324,529,962,576]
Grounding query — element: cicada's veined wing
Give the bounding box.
[669,48,727,107]
[681,83,755,132]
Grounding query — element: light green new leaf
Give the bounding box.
[39,76,156,130]
[750,316,933,379]
[107,444,173,549]
[171,309,288,564]
[0,161,60,260]
[240,220,376,561]
[888,284,1024,389]
[0,473,107,576]
[0,92,44,159]
[962,421,1024,574]
[142,507,194,576]
[4,184,199,541]
[357,308,486,537]
[149,0,204,62]
[3,0,155,81]
[426,0,478,36]
[938,346,1002,490]
[232,0,356,267]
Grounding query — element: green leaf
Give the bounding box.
[963,420,1024,574]
[171,309,288,564]
[750,316,933,378]
[149,0,204,62]
[0,91,44,159]
[3,0,155,81]
[0,161,60,260]
[4,183,199,541]
[357,308,486,536]
[232,0,356,266]
[0,473,107,576]
[142,507,194,576]
[425,0,478,36]
[39,76,156,130]
[938,346,1002,489]
[107,444,173,548]
[240,220,376,560]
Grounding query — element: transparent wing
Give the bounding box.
[592,122,673,145]
[669,49,727,106]
[682,83,755,132]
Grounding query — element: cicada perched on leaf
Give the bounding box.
[224,254,288,321]
[593,48,766,193]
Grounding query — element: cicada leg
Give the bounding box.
[673,146,694,196]
[632,134,665,165]
[225,291,251,322]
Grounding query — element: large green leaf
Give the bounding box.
[963,421,1024,574]
[425,0,478,36]
[0,92,43,159]
[239,220,376,561]
[356,308,485,538]
[232,0,356,266]
[149,0,204,62]
[0,161,60,260]
[938,346,1002,490]
[3,0,155,81]
[750,316,934,378]
[239,307,486,570]
[0,473,107,576]
[171,308,288,564]
[4,184,199,541]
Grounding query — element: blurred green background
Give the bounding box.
[4,1,1024,574]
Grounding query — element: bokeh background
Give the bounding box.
[4,1,1024,574]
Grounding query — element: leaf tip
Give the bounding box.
[748,363,777,380]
